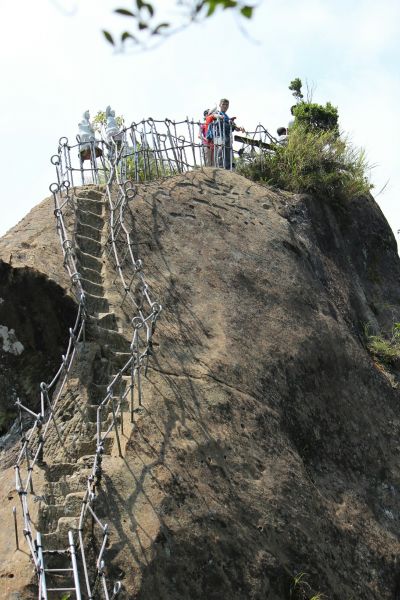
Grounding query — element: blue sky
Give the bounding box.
[0,0,399,238]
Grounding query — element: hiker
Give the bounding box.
[209,99,245,169]
[200,108,216,166]
[276,127,288,145]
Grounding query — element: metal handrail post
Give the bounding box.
[68,530,82,600]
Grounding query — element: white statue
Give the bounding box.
[77,110,96,153]
[105,105,120,140]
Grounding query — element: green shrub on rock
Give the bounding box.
[292,101,339,134]
[366,323,400,366]
[237,124,372,201]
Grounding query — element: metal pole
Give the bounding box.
[111,399,123,457]
[130,360,135,423]
[68,530,82,600]
[36,532,48,600]
[119,381,124,436]
[13,506,19,550]
[136,333,142,407]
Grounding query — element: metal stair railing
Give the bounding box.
[13,152,130,597]
[13,175,89,597]
[48,170,128,599]
[54,118,277,187]
[12,116,275,598]
[66,133,162,599]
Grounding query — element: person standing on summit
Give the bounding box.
[200,108,217,166]
[210,98,245,170]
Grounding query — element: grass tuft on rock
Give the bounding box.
[366,323,400,365]
[237,124,372,201]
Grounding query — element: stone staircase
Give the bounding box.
[37,186,135,591]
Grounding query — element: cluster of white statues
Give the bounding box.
[77,106,122,159]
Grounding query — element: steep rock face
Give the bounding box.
[1,169,400,600]
[0,194,71,289]
[111,170,400,600]
[0,198,76,436]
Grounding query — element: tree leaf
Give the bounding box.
[240,5,253,18]
[121,31,138,42]
[138,21,148,30]
[114,8,136,16]
[136,0,145,8]
[102,30,115,45]
[206,1,218,17]
[143,2,154,16]
[223,0,237,9]
[152,22,170,35]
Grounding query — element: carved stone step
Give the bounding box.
[84,291,109,314]
[76,218,102,241]
[76,208,104,230]
[76,234,102,257]
[79,264,103,284]
[44,463,78,482]
[88,382,108,404]
[76,186,105,200]
[87,324,129,351]
[96,312,118,331]
[81,277,105,297]
[76,248,103,272]
[86,403,112,423]
[104,350,132,371]
[43,478,88,505]
[76,198,104,216]
[38,492,86,533]
[41,517,80,551]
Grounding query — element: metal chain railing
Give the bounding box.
[11,116,274,598]
[12,124,163,598]
[54,118,276,186]
[13,173,89,597]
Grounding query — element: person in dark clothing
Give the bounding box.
[211,98,245,169]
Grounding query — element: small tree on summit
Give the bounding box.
[237,77,371,200]
[293,101,339,134]
[289,78,339,134]
[289,78,304,103]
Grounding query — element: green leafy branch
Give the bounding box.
[102,0,256,49]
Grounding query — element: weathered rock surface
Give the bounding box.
[0,197,76,435]
[1,168,400,600]
[0,194,71,289]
